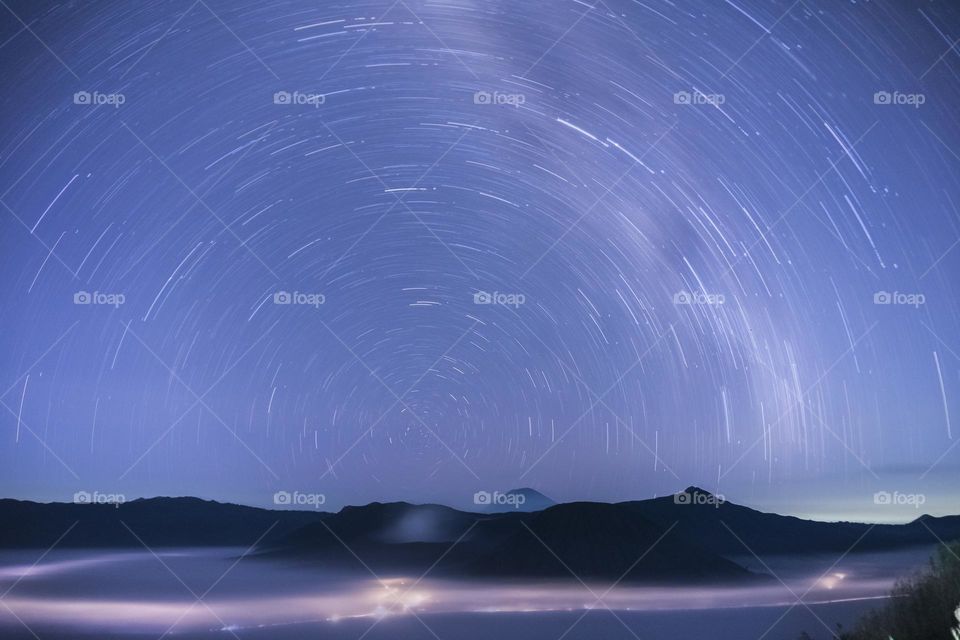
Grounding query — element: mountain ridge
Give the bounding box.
[2,491,956,582]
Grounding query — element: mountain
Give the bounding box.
[266,501,476,549]
[462,501,758,583]
[3,489,958,586]
[0,497,323,549]
[622,486,960,556]
[475,487,556,513]
[261,499,759,583]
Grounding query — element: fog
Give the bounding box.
[0,546,932,639]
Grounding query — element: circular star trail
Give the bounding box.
[1,0,958,516]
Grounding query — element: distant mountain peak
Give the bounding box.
[474,487,556,512]
[505,487,552,499]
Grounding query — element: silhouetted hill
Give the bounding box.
[623,487,960,556]
[271,501,476,549]
[474,487,556,513]
[262,499,759,583]
[0,497,322,549]
[3,490,958,586]
[464,501,758,583]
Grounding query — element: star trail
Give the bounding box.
[1,0,958,518]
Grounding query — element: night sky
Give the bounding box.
[1,0,958,521]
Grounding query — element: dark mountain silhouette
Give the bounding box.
[622,486,960,556]
[0,497,322,549]
[3,488,958,585]
[474,487,556,513]
[462,501,757,583]
[260,499,758,583]
[258,487,960,581]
